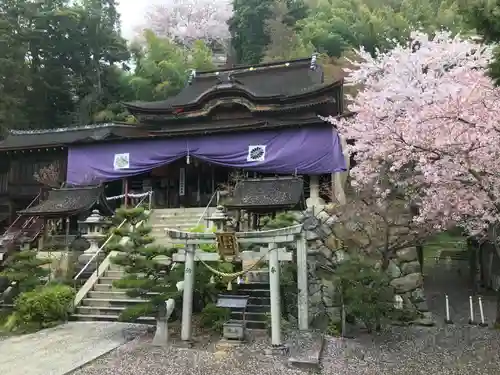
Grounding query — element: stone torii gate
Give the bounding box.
[165,224,309,347]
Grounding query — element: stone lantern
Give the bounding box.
[78,209,110,262]
[208,205,230,232]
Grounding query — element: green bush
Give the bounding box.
[7,284,75,331]
[199,303,231,332]
[334,257,406,332]
[261,212,297,230]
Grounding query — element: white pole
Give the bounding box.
[268,242,282,346]
[478,296,487,326]
[468,295,476,325]
[181,244,196,341]
[445,294,452,324]
[296,234,309,331]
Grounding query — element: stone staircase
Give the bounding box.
[150,207,210,247]
[72,263,155,324]
[231,270,271,330]
[72,207,273,328]
[72,207,209,323]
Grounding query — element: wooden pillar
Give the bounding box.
[123,178,129,208]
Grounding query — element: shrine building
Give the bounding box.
[0,57,347,224]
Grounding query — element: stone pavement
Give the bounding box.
[0,321,148,375]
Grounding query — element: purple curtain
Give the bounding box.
[66,126,346,185]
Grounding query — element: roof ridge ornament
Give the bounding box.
[310,53,318,71]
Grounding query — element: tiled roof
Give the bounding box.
[0,123,141,150]
[224,176,304,211]
[18,186,113,217]
[124,57,331,112]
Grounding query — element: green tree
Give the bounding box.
[263,0,314,62]
[298,0,468,57]
[461,0,500,85]
[0,251,50,293]
[0,0,30,130]
[94,31,215,123]
[229,0,274,64]
[0,0,129,129]
[108,206,182,321]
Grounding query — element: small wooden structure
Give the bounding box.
[216,294,249,342]
[17,185,114,251]
[223,176,305,230]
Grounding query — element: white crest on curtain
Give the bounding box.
[247,145,266,162]
[113,153,130,170]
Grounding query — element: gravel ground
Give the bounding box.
[72,261,500,375]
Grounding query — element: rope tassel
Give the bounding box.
[227,281,232,291]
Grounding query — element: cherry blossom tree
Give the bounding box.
[325,31,500,321]
[142,0,232,49]
[326,31,500,234]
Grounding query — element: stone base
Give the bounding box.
[264,344,289,356]
[78,252,98,264]
[151,320,169,346]
[287,331,324,370]
[173,340,195,349]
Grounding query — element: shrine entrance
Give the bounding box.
[166,221,309,347]
[127,159,231,209]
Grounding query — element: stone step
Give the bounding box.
[88,291,160,299]
[246,296,271,305]
[88,291,128,299]
[244,320,267,330]
[93,283,124,292]
[81,298,148,308]
[71,313,156,324]
[98,277,120,284]
[152,208,206,214]
[151,226,197,233]
[230,311,267,322]
[246,304,271,314]
[104,270,124,278]
[151,220,201,226]
[77,305,152,317]
[236,288,270,298]
[236,282,270,290]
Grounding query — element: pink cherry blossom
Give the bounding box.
[325,31,500,234]
[143,0,232,48]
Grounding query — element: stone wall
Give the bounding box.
[300,210,434,327]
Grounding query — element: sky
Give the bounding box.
[117,0,160,40]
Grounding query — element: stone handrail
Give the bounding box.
[73,211,151,308]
